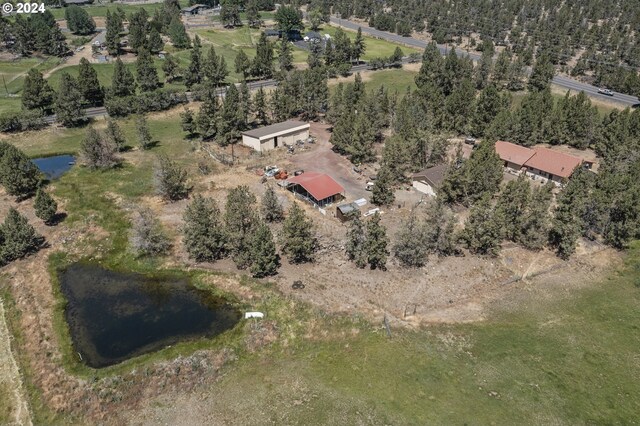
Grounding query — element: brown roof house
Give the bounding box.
[412,164,448,196]
[287,171,345,207]
[495,141,583,185]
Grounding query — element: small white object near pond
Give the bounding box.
[244,312,265,319]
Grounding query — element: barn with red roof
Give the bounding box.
[286,172,345,207]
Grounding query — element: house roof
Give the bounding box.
[287,172,345,201]
[264,29,280,35]
[526,146,583,179]
[495,141,536,167]
[242,120,309,140]
[337,203,359,215]
[412,164,448,189]
[306,31,322,38]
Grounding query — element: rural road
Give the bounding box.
[329,16,640,107]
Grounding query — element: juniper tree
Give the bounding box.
[245,0,262,27]
[261,185,284,222]
[239,80,252,125]
[136,115,153,150]
[80,128,118,169]
[365,212,388,270]
[22,69,55,112]
[78,58,104,106]
[528,52,555,92]
[393,210,428,267]
[180,107,197,138]
[352,27,366,63]
[104,119,126,152]
[136,48,160,92]
[345,214,367,268]
[161,54,180,82]
[168,15,190,48]
[185,35,203,88]
[234,50,251,80]
[372,164,395,206]
[34,188,57,225]
[250,220,280,278]
[278,39,294,72]
[549,168,591,259]
[130,208,171,256]
[0,208,43,265]
[128,9,149,53]
[224,185,258,269]
[423,199,457,256]
[217,84,244,146]
[183,195,226,262]
[65,5,96,35]
[110,58,136,97]
[54,73,86,127]
[156,155,189,201]
[203,46,229,87]
[105,10,122,56]
[462,195,503,256]
[281,202,316,263]
[495,174,531,242]
[251,33,275,78]
[0,144,41,199]
[253,87,269,125]
[196,87,219,139]
[148,27,164,53]
[519,182,553,250]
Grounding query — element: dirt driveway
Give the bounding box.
[285,122,371,202]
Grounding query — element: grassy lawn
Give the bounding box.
[209,243,640,424]
[318,24,422,60]
[48,2,183,20]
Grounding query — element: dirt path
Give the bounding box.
[43,32,102,79]
[0,299,32,426]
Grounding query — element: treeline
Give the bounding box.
[0,142,60,266]
[328,0,640,95]
[0,11,68,56]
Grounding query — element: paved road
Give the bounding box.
[329,17,640,107]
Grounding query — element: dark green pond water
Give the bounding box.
[60,264,241,368]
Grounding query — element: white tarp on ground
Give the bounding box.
[353,198,368,207]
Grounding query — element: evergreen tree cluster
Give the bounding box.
[0,11,69,57]
[0,142,41,199]
[181,185,290,277]
[346,212,389,270]
[0,208,44,267]
[65,5,96,35]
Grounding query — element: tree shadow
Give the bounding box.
[48,212,68,226]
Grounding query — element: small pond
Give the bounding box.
[60,263,241,368]
[32,155,75,180]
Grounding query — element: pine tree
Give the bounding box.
[253,87,269,125]
[34,187,57,225]
[278,39,294,72]
[0,208,43,265]
[261,185,284,222]
[495,174,531,242]
[168,15,190,48]
[365,212,388,270]
[372,164,395,206]
[462,140,504,204]
[245,0,262,28]
[136,48,160,92]
[80,127,118,169]
[250,221,280,278]
[136,115,153,150]
[234,50,251,80]
[180,107,197,138]
[184,35,202,89]
[239,80,251,126]
[105,119,126,152]
[472,84,508,137]
[462,195,503,256]
[393,210,428,267]
[307,42,323,69]
[196,86,219,139]
[0,145,40,199]
[183,195,226,262]
[162,54,180,82]
[475,41,493,89]
[220,0,241,26]
[54,73,86,127]
[281,202,316,263]
[224,185,258,269]
[65,5,96,35]
[105,10,122,56]
[22,69,55,111]
[204,45,228,87]
[148,27,164,53]
[110,58,136,97]
[156,155,189,201]
[352,27,366,63]
[78,58,104,106]
[131,208,171,256]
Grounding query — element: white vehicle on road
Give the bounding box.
[598,88,614,96]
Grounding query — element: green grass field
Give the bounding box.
[318,24,422,60]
